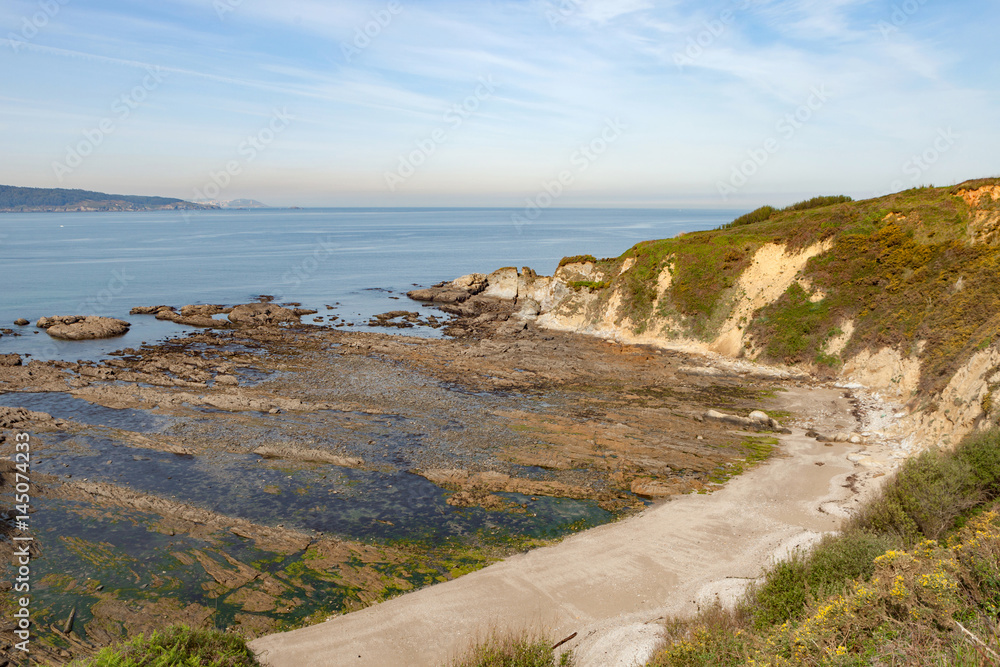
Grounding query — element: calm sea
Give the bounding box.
[0,207,731,360]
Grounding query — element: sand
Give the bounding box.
[250,385,900,667]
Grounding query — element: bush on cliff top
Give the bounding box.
[720,205,777,229]
[719,196,852,231]
[557,254,597,268]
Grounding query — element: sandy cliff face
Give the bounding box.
[463,184,1000,451]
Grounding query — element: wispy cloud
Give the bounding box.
[0,0,996,206]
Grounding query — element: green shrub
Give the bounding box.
[894,451,980,539]
[955,428,1000,498]
[720,206,776,229]
[449,631,572,667]
[744,530,897,629]
[557,255,597,268]
[851,449,982,542]
[72,626,261,667]
[648,603,752,667]
[752,282,832,364]
[568,280,609,292]
[783,195,853,212]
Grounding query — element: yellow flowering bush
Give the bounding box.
[649,509,1000,667]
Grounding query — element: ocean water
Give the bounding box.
[0,207,731,360]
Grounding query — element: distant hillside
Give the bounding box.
[194,198,270,209]
[0,185,217,212]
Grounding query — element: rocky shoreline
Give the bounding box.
[0,287,905,666]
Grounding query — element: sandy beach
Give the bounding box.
[251,383,901,667]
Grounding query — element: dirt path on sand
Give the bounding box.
[250,385,899,667]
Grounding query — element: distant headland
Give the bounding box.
[0,184,217,212]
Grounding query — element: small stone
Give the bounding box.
[0,354,21,367]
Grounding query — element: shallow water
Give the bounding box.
[2,381,613,644]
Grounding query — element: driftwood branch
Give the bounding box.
[954,620,1000,661]
[551,632,577,650]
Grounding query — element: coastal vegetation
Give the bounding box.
[449,631,574,667]
[557,254,598,268]
[70,626,262,667]
[646,427,1000,666]
[592,179,1000,394]
[718,195,852,230]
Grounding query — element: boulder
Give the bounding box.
[13,318,29,326]
[227,303,300,326]
[513,298,541,320]
[0,354,22,367]
[39,316,131,340]
[407,286,472,304]
[482,267,519,299]
[408,274,494,305]
[451,273,488,295]
[703,409,789,433]
[154,308,223,328]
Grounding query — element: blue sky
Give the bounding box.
[1,0,997,207]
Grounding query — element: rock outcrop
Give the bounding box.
[130,303,309,328]
[407,273,488,304]
[228,303,301,326]
[37,315,130,340]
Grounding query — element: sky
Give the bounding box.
[0,0,997,208]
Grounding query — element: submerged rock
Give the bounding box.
[130,305,173,315]
[252,445,363,468]
[13,318,29,326]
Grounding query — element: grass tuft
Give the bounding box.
[70,626,261,667]
[449,630,573,667]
